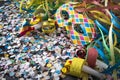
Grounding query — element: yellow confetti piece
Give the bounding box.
[0,25,3,29]
[47,63,52,68]
[4,54,9,58]
[61,67,68,73]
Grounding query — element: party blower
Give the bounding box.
[18,18,56,37]
[61,58,107,79]
[76,47,108,69]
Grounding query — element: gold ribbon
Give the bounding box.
[89,10,111,25]
[42,18,55,33]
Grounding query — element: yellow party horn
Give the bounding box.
[62,58,105,79]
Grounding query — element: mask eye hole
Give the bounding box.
[60,10,69,20]
[74,24,84,34]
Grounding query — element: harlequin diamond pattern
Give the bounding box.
[55,2,96,46]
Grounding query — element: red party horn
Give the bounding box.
[19,27,35,37]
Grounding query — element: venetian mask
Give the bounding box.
[55,2,96,46]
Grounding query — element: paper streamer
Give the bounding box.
[90,10,111,25]
[113,34,117,46]
[105,0,117,79]
[95,20,108,34]
[94,46,109,65]
[95,20,120,39]
[95,40,104,51]
[19,0,24,12]
[109,22,117,80]
[102,61,120,75]
[111,12,120,29]
[42,20,55,33]
[96,24,110,53]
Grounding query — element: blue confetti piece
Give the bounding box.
[4,45,8,49]
[35,39,40,43]
[47,46,52,51]
[45,59,49,63]
[23,71,27,76]
[13,49,19,53]
[17,14,22,18]
[60,64,64,67]
[38,50,43,54]
[44,40,48,42]
[28,13,33,17]
[66,52,71,56]
[15,2,20,8]
[5,34,11,39]
[31,46,36,50]
[18,57,22,61]
[24,39,30,43]
[0,9,3,13]
[0,49,3,54]
[22,20,31,27]
[34,35,40,39]
[55,70,61,74]
[9,71,15,77]
[15,26,20,31]
[28,53,32,58]
[23,46,29,52]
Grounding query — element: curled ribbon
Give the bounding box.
[42,18,56,33]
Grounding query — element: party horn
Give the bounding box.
[62,58,105,79]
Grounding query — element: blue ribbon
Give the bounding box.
[95,20,120,37]
[95,20,109,34]
[112,29,120,38]
[94,46,109,65]
[102,61,120,75]
[110,12,120,29]
[110,11,120,22]
[95,40,104,51]
[111,19,120,29]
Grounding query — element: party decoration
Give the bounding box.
[42,18,56,34]
[87,47,98,68]
[62,58,105,79]
[6,0,120,79]
[55,2,96,46]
